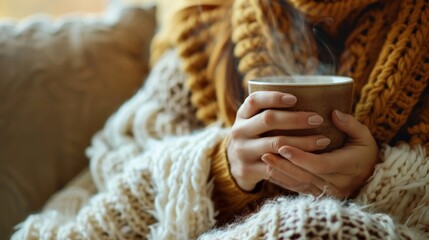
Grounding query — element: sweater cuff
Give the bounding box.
[210,136,263,215]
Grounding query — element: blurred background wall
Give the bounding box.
[0,0,105,18]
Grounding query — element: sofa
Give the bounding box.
[0,5,156,239]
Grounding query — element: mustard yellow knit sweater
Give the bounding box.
[152,0,429,224]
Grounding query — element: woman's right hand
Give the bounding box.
[227,91,330,191]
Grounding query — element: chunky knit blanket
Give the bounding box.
[13,50,429,239]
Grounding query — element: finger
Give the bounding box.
[281,143,376,188]
[262,153,325,195]
[277,146,337,175]
[266,151,354,198]
[332,110,372,142]
[239,110,323,137]
[278,145,368,180]
[237,91,297,119]
[263,153,349,198]
[244,135,331,155]
[229,135,329,167]
[231,161,269,191]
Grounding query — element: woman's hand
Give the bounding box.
[262,110,379,198]
[227,91,331,191]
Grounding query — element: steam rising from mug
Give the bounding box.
[260,1,338,77]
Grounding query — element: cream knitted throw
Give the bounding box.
[13,50,429,239]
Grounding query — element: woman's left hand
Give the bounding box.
[262,109,379,199]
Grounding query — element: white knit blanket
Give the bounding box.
[12,130,429,239]
[12,50,429,239]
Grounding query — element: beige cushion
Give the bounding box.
[0,6,156,238]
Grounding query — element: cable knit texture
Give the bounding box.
[13,48,429,239]
[159,0,429,147]
[13,0,429,239]
[12,51,223,239]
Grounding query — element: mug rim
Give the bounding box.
[248,75,353,86]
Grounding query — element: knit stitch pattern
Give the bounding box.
[355,0,429,143]
[13,126,225,239]
[200,196,425,239]
[87,49,201,190]
[356,143,429,235]
[11,1,429,237]
[232,0,319,83]
[13,50,429,240]
[11,52,227,237]
[174,7,228,124]
[169,0,429,147]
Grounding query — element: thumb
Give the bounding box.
[332,109,368,140]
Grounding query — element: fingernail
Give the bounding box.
[335,110,347,122]
[308,115,323,125]
[316,138,331,147]
[279,147,292,159]
[282,95,297,104]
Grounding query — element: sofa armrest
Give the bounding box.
[0,5,156,238]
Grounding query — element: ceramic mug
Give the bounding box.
[248,75,354,153]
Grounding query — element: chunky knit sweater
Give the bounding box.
[14,0,429,239]
[151,0,429,224]
[13,49,429,239]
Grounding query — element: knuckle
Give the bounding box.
[246,92,258,107]
[270,137,282,151]
[261,110,275,126]
[236,106,245,119]
[230,126,242,139]
[228,140,249,161]
[234,144,247,158]
[266,165,274,176]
